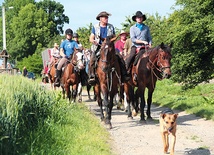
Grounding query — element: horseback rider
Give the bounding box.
[125,11,152,70]
[48,43,60,74]
[54,28,79,87]
[88,11,130,85]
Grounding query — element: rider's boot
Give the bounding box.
[120,60,130,83]
[116,54,130,83]
[54,69,61,87]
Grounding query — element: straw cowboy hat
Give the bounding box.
[54,43,59,47]
[119,30,129,36]
[132,11,147,22]
[96,11,111,20]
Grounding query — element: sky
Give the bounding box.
[60,0,177,32]
[0,0,177,32]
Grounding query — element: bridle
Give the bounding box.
[99,43,121,91]
[148,48,171,80]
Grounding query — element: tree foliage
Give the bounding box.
[167,0,214,88]
[8,3,52,60]
[36,0,69,35]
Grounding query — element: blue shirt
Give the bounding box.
[60,39,79,57]
[92,25,115,44]
[130,23,152,47]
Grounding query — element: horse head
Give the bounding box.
[99,35,117,72]
[72,49,84,70]
[148,42,172,79]
[157,42,172,79]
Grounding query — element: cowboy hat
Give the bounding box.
[96,11,111,20]
[119,30,129,36]
[54,43,59,47]
[132,11,147,22]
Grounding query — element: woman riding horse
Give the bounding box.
[124,42,172,122]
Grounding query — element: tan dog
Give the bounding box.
[159,109,178,155]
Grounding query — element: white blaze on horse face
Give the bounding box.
[76,52,84,70]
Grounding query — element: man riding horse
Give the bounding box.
[125,11,152,71]
[54,28,79,87]
[88,11,130,86]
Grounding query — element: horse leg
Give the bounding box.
[87,84,92,101]
[138,86,146,122]
[64,83,71,101]
[146,88,154,119]
[72,84,78,103]
[61,86,66,99]
[94,85,104,121]
[77,83,82,102]
[117,85,124,110]
[124,83,133,119]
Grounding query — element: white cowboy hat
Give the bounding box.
[119,30,129,36]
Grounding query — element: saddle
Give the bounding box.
[133,45,150,66]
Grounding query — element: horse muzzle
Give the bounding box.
[162,67,171,79]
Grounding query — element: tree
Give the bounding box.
[166,0,214,88]
[8,3,52,60]
[36,0,69,36]
[76,23,93,49]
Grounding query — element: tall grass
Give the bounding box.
[0,75,112,155]
[153,79,214,120]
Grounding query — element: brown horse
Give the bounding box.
[48,58,59,90]
[60,49,84,102]
[125,42,172,122]
[94,35,122,129]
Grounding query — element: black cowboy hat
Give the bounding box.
[96,11,111,20]
[132,11,147,22]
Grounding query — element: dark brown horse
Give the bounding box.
[60,49,84,102]
[125,42,172,122]
[94,35,122,129]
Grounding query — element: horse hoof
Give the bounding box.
[78,99,82,103]
[147,116,153,120]
[132,110,138,117]
[139,119,146,124]
[127,116,133,120]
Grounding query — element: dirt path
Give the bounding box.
[41,82,213,155]
[82,90,214,155]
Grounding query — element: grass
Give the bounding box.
[152,79,214,120]
[0,74,112,155]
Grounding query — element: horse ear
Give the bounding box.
[169,42,173,48]
[160,42,165,49]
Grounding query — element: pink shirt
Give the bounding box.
[115,40,125,54]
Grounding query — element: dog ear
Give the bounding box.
[160,113,166,119]
[173,113,178,119]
